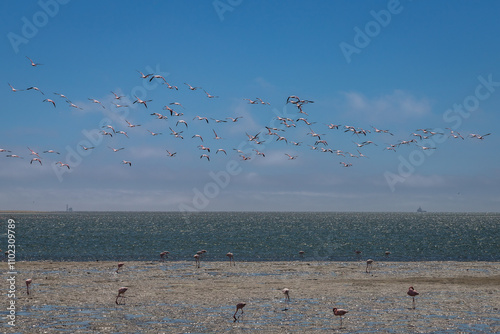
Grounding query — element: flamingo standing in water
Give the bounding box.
[407,286,419,309]
[116,287,128,305]
[26,279,32,295]
[116,262,124,273]
[282,288,290,302]
[233,302,246,322]
[194,254,201,268]
[333,307,348,328]
[160,251,169,261]
[366,259,373,273]
[226,252,235,266]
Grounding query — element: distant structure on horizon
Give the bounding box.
[66,204,73,212]
[417,206,427,213]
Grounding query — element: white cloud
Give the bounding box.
[341,90,432,122]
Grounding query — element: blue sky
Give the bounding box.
[1,0,499,212]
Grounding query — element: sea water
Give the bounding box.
[2,212,499,262]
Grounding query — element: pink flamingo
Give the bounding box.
[194,254,200,268]
[226,252,235,266]
[116,287,128,305]
[233,302,246,322]
[26,279,32,295]
[116,262,124,273]
[366,259,373,273]
[282,288,290,302]
[333,307,348,327]
[407,286,419,309]
[160,251,169,261]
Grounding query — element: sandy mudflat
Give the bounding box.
[3,260,499,333]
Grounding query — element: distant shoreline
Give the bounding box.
[2,210,500,214]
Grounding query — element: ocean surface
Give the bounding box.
[2,212,499,262]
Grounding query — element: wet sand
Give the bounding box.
[4,261,500,333]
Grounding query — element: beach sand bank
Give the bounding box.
[3,261,499,333]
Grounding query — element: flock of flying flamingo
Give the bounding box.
[3,56,492,171]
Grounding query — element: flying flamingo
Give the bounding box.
[333,307,348,328]
[26,279,33,295]
[55,161,70,169]
[125,120,141,128]
[108,146,124,152]
[43,150,60,154]
[163,82,178,90]
[203,90,219,98]
[285,154,297,160]
[116,131,129,138]
[233,302,246,322]
[193,116,209,123]
[254,149,265,157]
[30,158,42,165]
[226,116,243,122]
[133,96,152,108]
[226,252,235,266]
[407,286,419,309]
[184,83,201,90]
[176,120,188,128]
[27,86,44,95]
[53,92,69,100]
[27,147,40,158]
[147,130,162,136]
[170,102,185,108]
[470,133,491,140]
[67,101,83,109]
[80,145,95,151]
[137,70,152,79]
[0,148,12,153]
[116,262,124,273]
[110,91,125,100]
[366,259,373,273]
[256,97,270,105]
[192,134,203,142]
[115,287,128,305]
[26,56,42,67]
[121,160,132,166]
[88,98,105,108]
[166,150,177,157]
[113,103,129,108]
[8,83,24,92]
[6,154,23,158]
[149,74,167,83]
[200,154,210,161]
[216,149,227,155]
